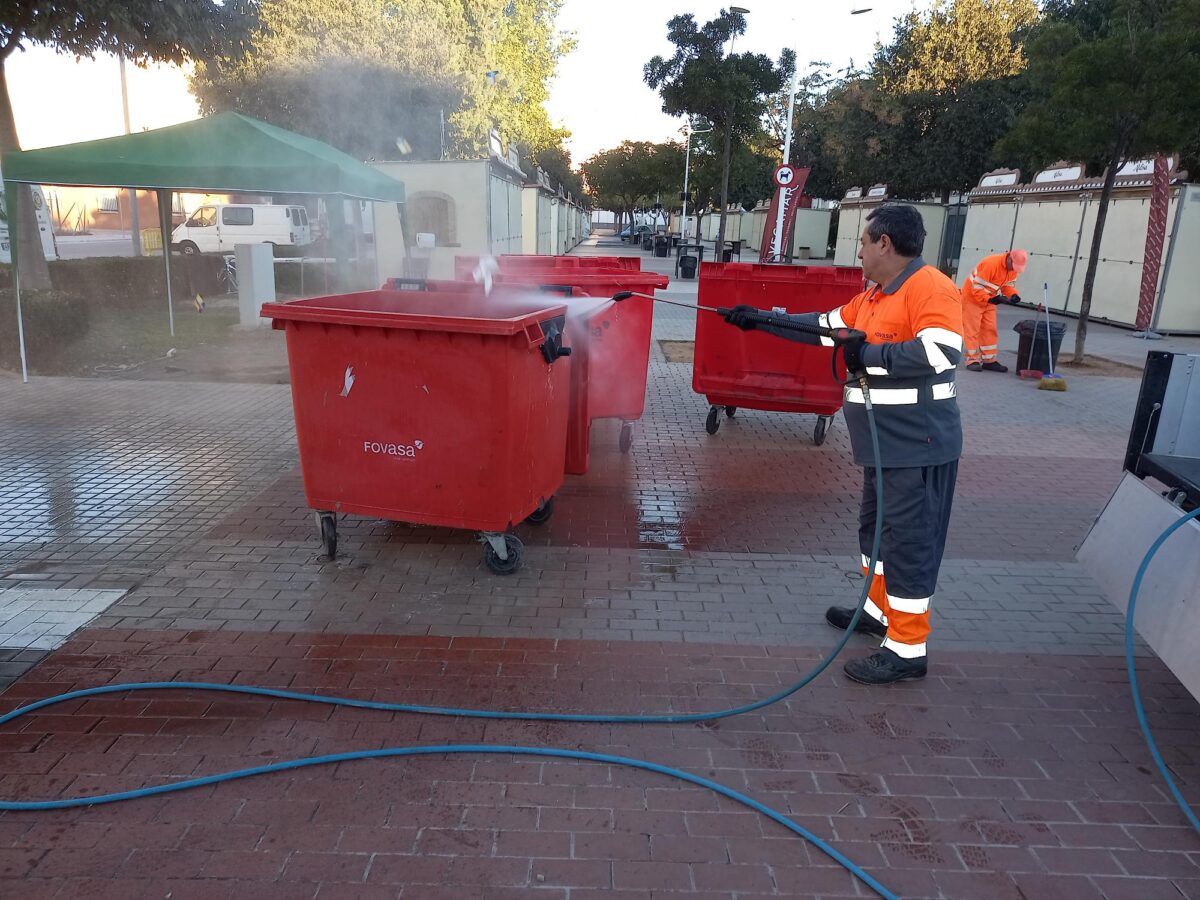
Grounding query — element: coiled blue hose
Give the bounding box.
[1125,503,1200,834]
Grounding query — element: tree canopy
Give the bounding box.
[1002,0,1200,360]
[191,0,574,162]
[1,0,261,288]
[644,10,788,245]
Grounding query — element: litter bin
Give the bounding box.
[693,262,864,444]
[679,254,699,279]
[1014,318,1067,373]
[654,235,670,257]
[261,288,573,574]
[641,233,654,251]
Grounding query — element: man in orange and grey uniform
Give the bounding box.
[960,249,1027,372]
[723,205,963,685]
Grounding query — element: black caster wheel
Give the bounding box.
[525,497,555,526]
[317,512,337,558]
[814,416,832,446]
[724,406,737,418]
[619,422,634,454]
[705,406,720,435]
[483,534,524,575]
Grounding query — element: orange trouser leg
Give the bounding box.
[979,303,999,362]
[961,296,986,364]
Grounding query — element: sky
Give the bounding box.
[5,0,922,165]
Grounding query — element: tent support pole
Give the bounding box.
[158,189,175,336]
[5,179,30,383]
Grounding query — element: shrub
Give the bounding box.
[0,289,91,371]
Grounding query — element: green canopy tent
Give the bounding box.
[2,111,406,382]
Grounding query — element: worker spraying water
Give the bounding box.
[722,205,965,685]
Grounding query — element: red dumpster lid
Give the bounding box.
[493,271,669,290]
[700,262,864,284]
[261,289,567,336]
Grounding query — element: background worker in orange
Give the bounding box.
[723,205,964,685]
[960,249,1027,372]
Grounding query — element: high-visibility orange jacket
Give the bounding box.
[760,257,965,468]
[962,253,1019,304]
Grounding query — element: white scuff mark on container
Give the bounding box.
[340,366,356,397]
[422,384,429,394]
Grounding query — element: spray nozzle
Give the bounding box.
[611,291,634,302]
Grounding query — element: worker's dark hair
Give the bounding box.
[864,204,926,258]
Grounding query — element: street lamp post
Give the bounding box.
[769,52,800,262]
[680,120,712,242]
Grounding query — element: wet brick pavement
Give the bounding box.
[0,238,1195,899]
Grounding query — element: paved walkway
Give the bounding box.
[0,236,1197,899]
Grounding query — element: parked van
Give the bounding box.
[171,203,311,255]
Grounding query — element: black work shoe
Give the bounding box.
[965,362,983,372]
[981,361,1009,373]
[843,648,927,685]
[825,605,887,638]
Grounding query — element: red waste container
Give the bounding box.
[693,262,864,445]
[454,255,641,280]
[489,270,668,473]
[261,288,573,574]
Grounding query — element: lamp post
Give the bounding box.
[680,120,712,242]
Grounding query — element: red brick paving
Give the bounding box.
[1,629,1198,899]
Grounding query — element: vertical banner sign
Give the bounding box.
[760,166,810,263]
[1135,155,1169,331]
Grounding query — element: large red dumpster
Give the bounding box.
[489,270,669,471]
[693,263,864,445]
[261,288,573,574]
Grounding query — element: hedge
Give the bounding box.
[0,289,92,370]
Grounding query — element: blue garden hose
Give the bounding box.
[1125,503,1200,834]
[0,743,898,900]
[0,396,892,896]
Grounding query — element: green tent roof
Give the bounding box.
[1,111,405,202]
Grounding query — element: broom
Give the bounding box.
[1038,283,1067,391]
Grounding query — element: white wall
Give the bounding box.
[835,202,946,268]
[959,184,1200,331]
[791,208,832,260]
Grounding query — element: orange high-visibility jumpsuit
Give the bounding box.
[960,253,1019,365]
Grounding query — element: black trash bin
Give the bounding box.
[1014,318,1067,372]
[653,235,669,258]
[679,254,698,279]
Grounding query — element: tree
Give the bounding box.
[192,0,574,163]
[581,141,682,230]
[644,10,788,248]
[1003,0,1200,361]
[0,0,259,289]
[873,0,1039,93]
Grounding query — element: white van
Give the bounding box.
[171,203,311,255]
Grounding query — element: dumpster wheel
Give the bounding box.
[724,406,737,419]
[705,406,721,435]
[317,512,338,559]
[482,533,524,575]
[814,415,833,446]
[525,498,555,527]
[619,423,634,454]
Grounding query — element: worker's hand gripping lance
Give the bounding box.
[610,291,872,398]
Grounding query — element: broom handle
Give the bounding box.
[1043,282,1055,372]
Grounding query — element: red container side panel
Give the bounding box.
[693,263,864,414]
[262,290,570,533]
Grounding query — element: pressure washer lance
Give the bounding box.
[609,290,873,392]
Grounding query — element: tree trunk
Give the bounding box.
[940,186,951,205]
[715,113,734,251]
[1073,137,1128,363]
[0,55,52,290]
